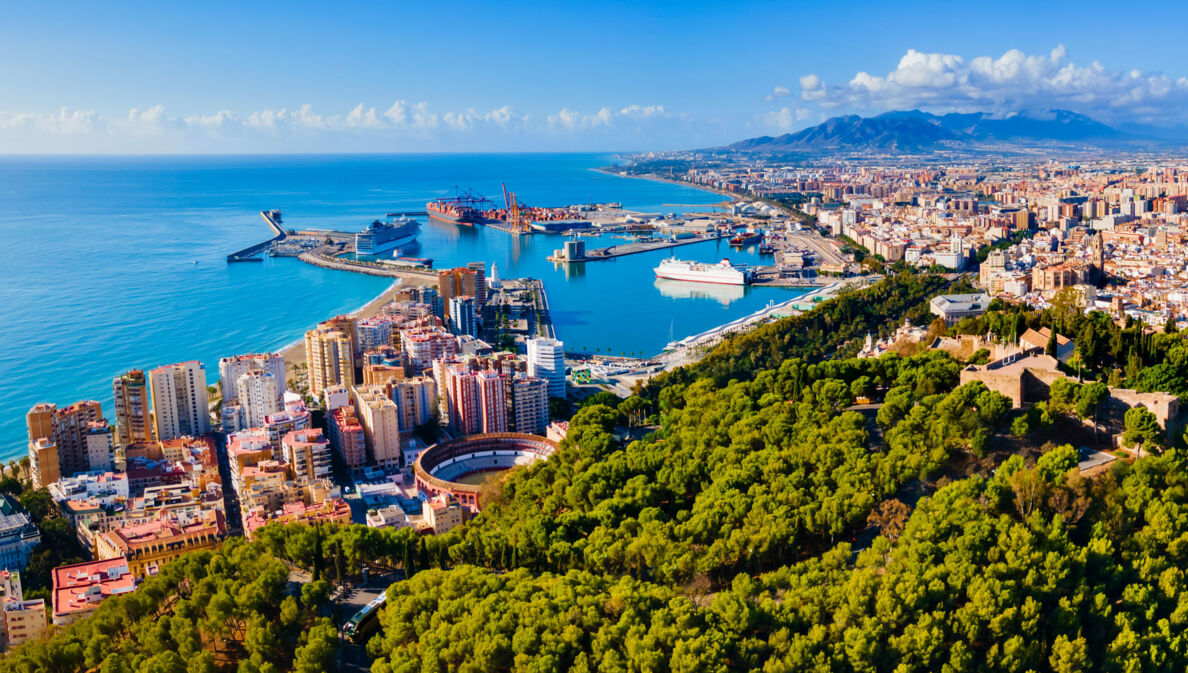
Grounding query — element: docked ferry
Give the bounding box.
[355,217,420,256]
[653,257,753,285]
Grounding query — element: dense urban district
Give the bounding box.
[11,155,1188,672]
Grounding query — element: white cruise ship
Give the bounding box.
[653,257,752,285]
[355,217,421,256]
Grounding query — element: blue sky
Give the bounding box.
[4,0,1188,152]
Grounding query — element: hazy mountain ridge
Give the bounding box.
[727,109,1172,153]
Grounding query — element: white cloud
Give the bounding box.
[383,100,408,125]
[345,104,382,128]
[763,106,812,132]
[763,86,792,102]
[0,107,101,135]
[0,101,699,152]
[795,45,1188,124]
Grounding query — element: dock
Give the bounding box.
[547,233,729,262]
[227,211,287,262]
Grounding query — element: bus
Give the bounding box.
[343,593,386,644]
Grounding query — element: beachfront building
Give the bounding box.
[217,353,285,404]
[148,361,211,441]
[305,323,356,397]
[26,400,105,482]
[527,338,566,399]
[112,369,153,446]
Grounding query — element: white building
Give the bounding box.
[365,505,410,530]
[84,423,113,473]
[357,316,394,353]
[235,370,282,430]
[218,354,285,404]
[527,338,566,399]
[148,361,211,440]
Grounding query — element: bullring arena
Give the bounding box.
[413,432,559,511]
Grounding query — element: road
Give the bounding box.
[335,570,402,672]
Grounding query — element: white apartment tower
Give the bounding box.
[148,361,211,440]
[527,338,566,399]
[218,353,285,404]
[235,370,282,430]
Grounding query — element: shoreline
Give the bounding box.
[279,273,435,372]
[592,166,744,205]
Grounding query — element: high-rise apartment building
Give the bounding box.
[305,323,356,397]
[328,405,367,469]
[282,428,332,487]
[217,353,285,404]
[400,327,460,373]
[235,370,282,430]
[352,385,402,468]
[148,362,210,441]
[436,364,506,435]
[448,297,477,337]
[356,316,394,352]
[510,376,549,435]
[438,267,482,319]
[466,261,487,307]
[391,376,437,432]
[527,338,566,399]
[477,371,507,433]
[84,422,113,473]
[112,370,153,446]
[26,401,104,484]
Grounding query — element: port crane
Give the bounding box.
[501,182,534,235]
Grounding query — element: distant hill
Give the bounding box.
[726,109,1155,154]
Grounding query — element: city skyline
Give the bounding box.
[7,0,1188,153]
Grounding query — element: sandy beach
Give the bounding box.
[279,273,436,371]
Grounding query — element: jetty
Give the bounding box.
[227,210,287,262]
[547,233,729,263]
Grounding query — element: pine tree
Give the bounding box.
[1045,329,1058,357]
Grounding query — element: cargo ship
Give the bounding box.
[355,217,420,256]
[653,258,752,286]
[426,189,492,225]
[729,231,762,247]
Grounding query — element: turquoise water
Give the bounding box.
[0,154,805,461]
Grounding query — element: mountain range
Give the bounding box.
[725,110,1178,154]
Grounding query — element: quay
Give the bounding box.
[299,247,437,281]
[547,233,729,262]
[227,210,287,262]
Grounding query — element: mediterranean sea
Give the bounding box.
[0,154,807,462]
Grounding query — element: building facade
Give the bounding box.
[148,362,211,441]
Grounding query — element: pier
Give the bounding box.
[547,233,729,262]
[227,211,287,262]
[299,247,437,281]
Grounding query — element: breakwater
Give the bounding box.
[228,210,287,261]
